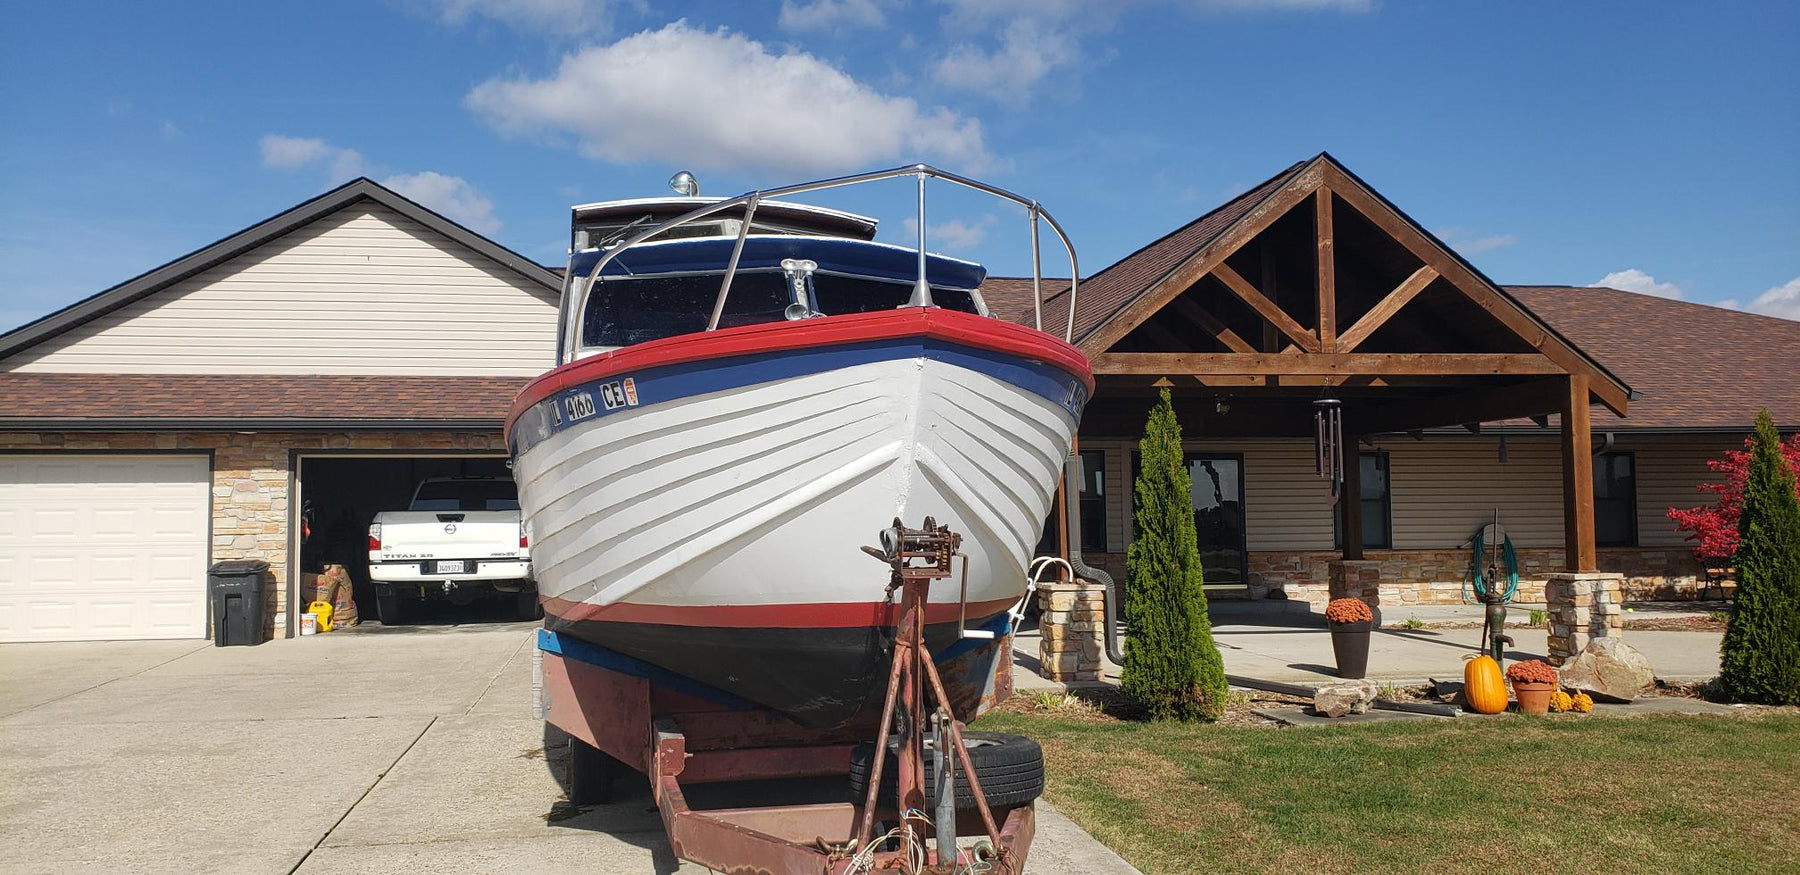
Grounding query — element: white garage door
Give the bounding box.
[0,454,210,642]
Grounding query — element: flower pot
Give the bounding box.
[1512,680,1555,714]
[1329,620,1372,679]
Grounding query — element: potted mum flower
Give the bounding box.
[1324,597,1374,679]
[1506,659,1558,714]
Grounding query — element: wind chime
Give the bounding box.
[1314,398,1344,506]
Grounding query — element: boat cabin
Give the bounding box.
[566,231,992,354]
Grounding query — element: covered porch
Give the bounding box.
[1041,154,1636,666]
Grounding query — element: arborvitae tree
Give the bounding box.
[1719,409,1800,705]
[1122,388,1229,721]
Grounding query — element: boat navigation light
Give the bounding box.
[668,170,700,196]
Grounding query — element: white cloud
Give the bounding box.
[1593,268,1684,301]
[933,18,1080,101]
[1439,228,1517,254]
[420,0,623,35]
[465,21,992,176]
[1186,0,1375,11]
[259,134,366,180]
[779,0,887,32]
[902,214,996,251]
[382,171,502,235]
[1745,275,1800,321]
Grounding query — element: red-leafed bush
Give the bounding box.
[1668,432,1800,561]
[1325,598,1373,624]
[1505,659,1558,685]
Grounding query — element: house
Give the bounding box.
[2,156,1794,645]
[0,179,560,642]
[978,154,1800,626]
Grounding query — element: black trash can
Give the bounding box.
[210,560,272,647]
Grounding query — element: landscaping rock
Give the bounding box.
[1313,680,1380,717]
[1559,638,1655,702]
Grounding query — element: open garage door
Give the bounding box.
[0,454,211,642]
[295,453,522,627]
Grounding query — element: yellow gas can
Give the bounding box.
[307,600,335,633]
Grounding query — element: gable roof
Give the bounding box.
[1071,159,1309,344]
[0,177,563,360]
[1506,286,1800,430]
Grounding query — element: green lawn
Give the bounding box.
[981,710,1800,874]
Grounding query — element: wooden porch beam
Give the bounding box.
[1336,266,1439,352]
[1081,165,1326,353]
[1316,188,1337,352]
[1318,164,1629,417]
[1212,263,1321,352]
[1168,294,1257,353]
[1093,352,1562,377]
[1340,434,1363,560]
[1562,374,1598,571]
[1344,377,1566,434]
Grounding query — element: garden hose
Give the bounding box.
[1466,528,1520,604]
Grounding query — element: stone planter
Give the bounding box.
[1512,680,1555,715]
[1329,620,1372,679]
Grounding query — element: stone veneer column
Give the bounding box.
[1327,559,1384,625]
[1544,571,1625,664]
[1036,580,1106,683]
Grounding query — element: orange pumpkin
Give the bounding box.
[1463,655,1507,714]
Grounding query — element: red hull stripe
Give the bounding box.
[506,307,1093,441]
[543,595,1020,629]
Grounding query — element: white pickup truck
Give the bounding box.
[367,476,538,624]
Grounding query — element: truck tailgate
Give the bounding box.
[374,511,523,561]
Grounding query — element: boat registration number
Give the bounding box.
[437,560,466,573]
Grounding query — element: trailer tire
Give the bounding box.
[567,736,619,805]
[847,731,1043,811]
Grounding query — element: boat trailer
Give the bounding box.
[536,518,1034,874]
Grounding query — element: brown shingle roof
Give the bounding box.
[0,374,528,428]
[1505,286,1800,430]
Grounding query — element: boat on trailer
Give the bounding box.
[510,165,1088,872]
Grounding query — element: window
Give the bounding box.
[410,479,520,511]
[1594,452,1637,547]
[583,272,788,347]
[1030,449,1108,556]
[1334,452,1392,550]
[1130,451,1247,589]
[1078,450,1106,553]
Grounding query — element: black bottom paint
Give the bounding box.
[545,613,1003,728]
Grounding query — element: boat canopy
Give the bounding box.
[570,236,987,291]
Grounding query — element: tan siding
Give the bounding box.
[1109,438,1336,553]
[1382,436,1564,549]
[1088,429,1756,557]
[7,205,559,377]
[1620,434,1744,548]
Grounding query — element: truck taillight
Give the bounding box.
[519,520,529,549]
[368,523,381,551]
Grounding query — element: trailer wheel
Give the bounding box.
[847,731,1044,811]
[376,590,404,626]
[567,736,619,805]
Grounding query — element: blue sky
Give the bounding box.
[3,0,1797,331]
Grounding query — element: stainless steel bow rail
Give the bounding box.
[558,163,1083,362]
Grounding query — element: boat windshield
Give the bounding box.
[581,271,980,349]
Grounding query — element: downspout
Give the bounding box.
[1063,449,1125,664]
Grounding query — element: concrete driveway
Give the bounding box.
[0,623,1136,874]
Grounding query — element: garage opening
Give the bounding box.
[295,454,535,629]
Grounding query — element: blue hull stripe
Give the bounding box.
[511,336,1087,457]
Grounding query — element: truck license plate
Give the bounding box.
[437,560,466,573]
